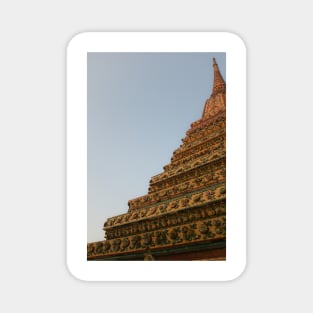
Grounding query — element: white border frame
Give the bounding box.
[67,32,246,281]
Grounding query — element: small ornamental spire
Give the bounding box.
[211,58,226,95]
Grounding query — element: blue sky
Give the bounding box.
[87,52,226,243]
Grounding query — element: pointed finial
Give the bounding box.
[201,58,226,119]
[211,58,225,95]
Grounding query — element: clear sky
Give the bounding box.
[87,52,226,243]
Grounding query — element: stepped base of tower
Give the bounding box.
[88,240,225,261]
[88,191,226,261]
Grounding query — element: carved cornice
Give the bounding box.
[128,157,225,211]
[179,119,225,150]
[163,135,225,171]
[106,183,225,228]
[88,201,226,258]
[149,152,225,185]
[167,114,225,159]
[148,161,225,197]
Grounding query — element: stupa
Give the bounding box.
[87,58,226,260]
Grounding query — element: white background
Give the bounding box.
[67,32,246,281]
[1,0,312,312]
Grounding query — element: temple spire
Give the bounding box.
[201,58,226,119]
[211,58,226,95]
